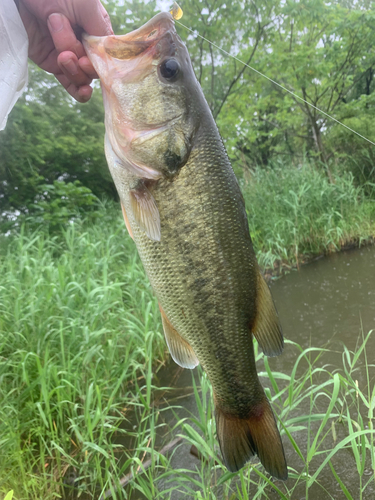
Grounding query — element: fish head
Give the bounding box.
[83,13,202,179]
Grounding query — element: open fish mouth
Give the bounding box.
[82,12,178,83]
[82,11,175,56]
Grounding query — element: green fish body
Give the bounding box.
[83,12,287,479]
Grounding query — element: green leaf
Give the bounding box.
[308,429,375,486]
[328,461,353,500]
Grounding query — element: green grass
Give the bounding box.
[242,163,375,272]
[137,334,374,500]
[0,207,166,498]
[1,164,375,498]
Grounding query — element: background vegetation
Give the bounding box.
[1,0,375,236]
[1,0,375,498]
[1,211,374,499]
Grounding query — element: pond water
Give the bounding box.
[272,244,375,363]
[92,246,375,500]
[265,244,375,499]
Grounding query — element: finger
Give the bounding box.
[57,51,92,87]
[77,84,94,102]
[26,0,113,36]
[78,56,99,79]
[55,73,93,103]
[48,13,85,59]
[18,2,60,72]
[74,0,114,36]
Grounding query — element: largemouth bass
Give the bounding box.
[83,11,287,479]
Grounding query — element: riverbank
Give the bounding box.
[242,163,375,279]
[262,235,375,281]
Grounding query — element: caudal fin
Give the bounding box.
[215,397,288,480]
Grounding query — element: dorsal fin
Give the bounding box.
[159,305,199,369]
[251,270,284,357]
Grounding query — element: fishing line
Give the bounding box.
[176,19,375,148]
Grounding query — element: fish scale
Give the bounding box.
[83,10,288,479]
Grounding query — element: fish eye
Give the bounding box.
[159,58,180,81]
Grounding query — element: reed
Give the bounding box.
[128,333,374,500]
[0,207,165,498]
[242,162,375,272]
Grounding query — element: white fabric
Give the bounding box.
[0,0,29,130]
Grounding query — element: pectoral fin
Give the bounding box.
[252,270,284,357]
[121,203,134,240]
[129,183,161,241]
[159,305,199,369]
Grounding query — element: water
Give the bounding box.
[265,244,375,499]
[100,246,375,499]
[271,245,375,359]
[265,244,375,421]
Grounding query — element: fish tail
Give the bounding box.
[215,396,288,480]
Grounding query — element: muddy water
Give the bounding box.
[103,246,375,500]
[271,245,375,362]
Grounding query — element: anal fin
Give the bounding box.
[252,270,284,357]
[159,304,199,369]
[130,182,161,241]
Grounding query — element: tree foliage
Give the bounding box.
[0,64,114,223]
[209,0,375,173]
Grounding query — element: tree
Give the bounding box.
[0,64,115,222]
[2,0,375,226]
[215,0,375,172]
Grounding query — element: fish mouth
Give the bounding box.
[82,12,178,81]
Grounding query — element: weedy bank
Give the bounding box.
[0,209,164,497]
[242,162,375,273]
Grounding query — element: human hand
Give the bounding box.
[17,0,113,102]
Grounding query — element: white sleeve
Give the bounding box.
[0,0,29,131]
